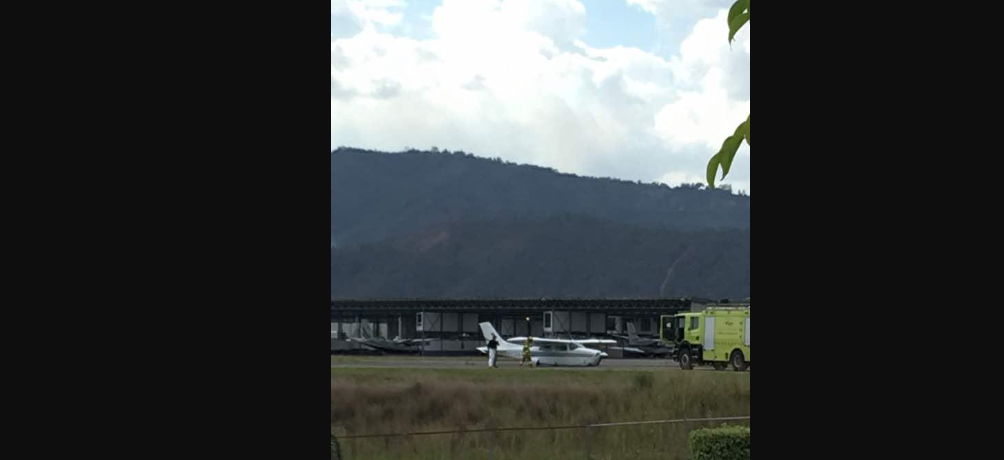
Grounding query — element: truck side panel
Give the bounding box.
[703,310,748,363]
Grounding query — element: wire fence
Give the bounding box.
[333,415,749,460]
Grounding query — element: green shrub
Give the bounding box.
[690,425,749,460]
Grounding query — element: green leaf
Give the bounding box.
[708,135,743,188]
[728,0,749,26]
[744,115,750,146]
[732,118,749,150]
[707,152,723,189]
[727,0,750,43]
[719,134,744,178]
[729,12,750,43]
[708,119,750,188]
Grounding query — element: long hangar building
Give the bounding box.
[331,298,726,355]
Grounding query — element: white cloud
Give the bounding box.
[624,0,658,14]
[431,0,586,55]
[624,0,735,61]
[654,68,749,149]
[331,0,407,37]
[626,0,735,21]
[331,1,749,192]
[655,10,749,149]
[350,0,407,28]
[649,9,749,191]
[331,0,362,38]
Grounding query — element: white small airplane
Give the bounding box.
[476,322,614,367]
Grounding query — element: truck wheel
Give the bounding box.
[712,362,727,371]
[730,350,748,372]
[679,349,694,370]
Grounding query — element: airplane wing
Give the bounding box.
[395,338,435,346]
[576,339,619,345]
[521,338,565,344]
[509,337,617,346]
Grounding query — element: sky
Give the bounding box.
[331,0,749,193]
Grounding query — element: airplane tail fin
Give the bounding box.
[627,322,639,340]
[479,322,510,345]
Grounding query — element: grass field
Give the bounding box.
[331,366,750,460]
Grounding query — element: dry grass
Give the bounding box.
[331,368,749,460]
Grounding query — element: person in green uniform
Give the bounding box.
[521,336,534,367]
